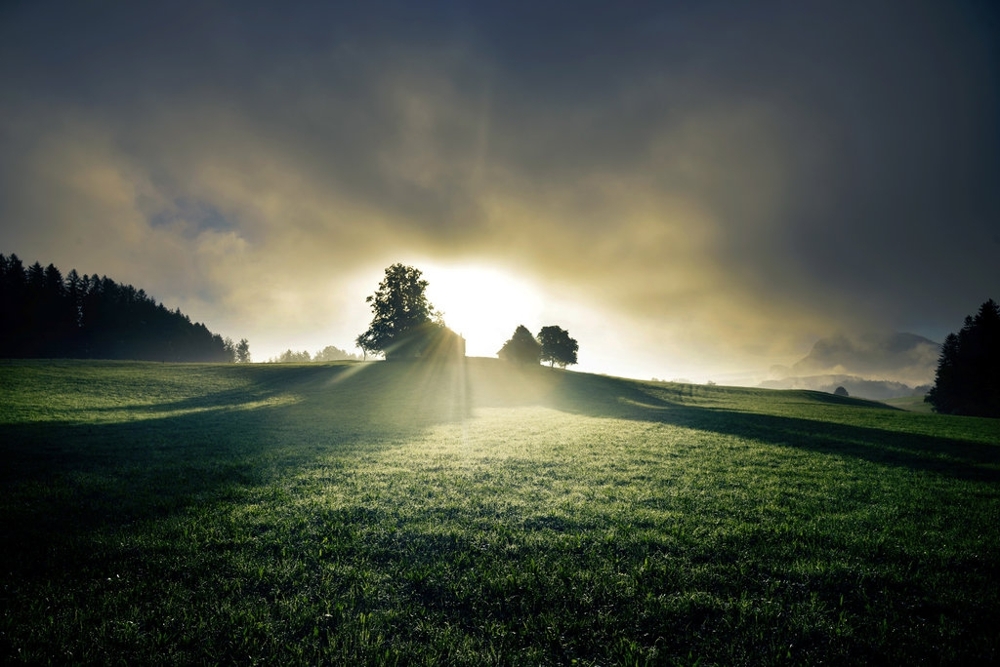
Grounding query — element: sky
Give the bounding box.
[1,0,998,383]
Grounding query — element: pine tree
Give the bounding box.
[0,253,242,362]
[926,299,1000,417]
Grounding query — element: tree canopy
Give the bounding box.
[356,264,447,360]
[538,325,579,368]
[925,298,1000,417]
[498,325,542,365]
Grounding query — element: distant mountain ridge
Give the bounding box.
[763,332,939,399]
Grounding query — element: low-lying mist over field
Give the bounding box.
[762,332,940,399]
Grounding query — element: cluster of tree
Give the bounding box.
[355,264,577,368]
[268,349,313,363]
[355,264,464,361]
[498,325,579,368]
[925,298,1000,417]
[0,253,246,362]
[315,345,361,362]
[266,345,361,363]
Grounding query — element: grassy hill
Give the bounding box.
[881,394,935,413]
[2,358,998,665]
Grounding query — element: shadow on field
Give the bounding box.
[0,360,473,574]
[4,358,998,580]
[524,368,1000,484]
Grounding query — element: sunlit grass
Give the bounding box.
[1,359,998,664]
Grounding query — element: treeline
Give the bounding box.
[0,253,241,362]
[266,345,361,363]
[926,298,1000,417]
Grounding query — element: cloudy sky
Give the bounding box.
[2,1,997,382]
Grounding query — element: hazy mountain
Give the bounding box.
[763,332,940,399]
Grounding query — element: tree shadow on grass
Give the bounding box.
[4,358,997,580]
[538,370,1000,483]
[0,360,473,576]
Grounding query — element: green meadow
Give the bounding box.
[1,359,998,665]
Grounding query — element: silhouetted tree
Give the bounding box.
[538,325,579,368]
[356,264,441,360]
[498,325,541,365]
[0,254,27,354]
[64,269,84,355]
[22,262,46,356]
[925,298,1000,417]
[834,386,849,397]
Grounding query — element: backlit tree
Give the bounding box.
[498,325,541,365]
[356,264,441,360]
[235,338,251,363]
[538,325,578,368]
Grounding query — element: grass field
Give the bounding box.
[2,358,998,665]
[882,394,935,413]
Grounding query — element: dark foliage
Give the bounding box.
[498,325,541,365]
[0,253,235,362]
[538,325,579,368]
[925,299,1000,417]
[834,386,849,397]
[356,264,453,360]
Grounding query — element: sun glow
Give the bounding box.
[422,263,546,358]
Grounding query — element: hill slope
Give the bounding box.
[2,359,998,664]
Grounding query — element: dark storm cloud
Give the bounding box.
[0,0,996,377]
[475,0,1000,322]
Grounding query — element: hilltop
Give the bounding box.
[0,356,921,434]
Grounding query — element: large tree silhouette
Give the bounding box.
[498,325,541,365]
[925,298,1000,417]
[538,325,579,368]
[356,264,442,360]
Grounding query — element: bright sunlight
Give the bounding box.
[422,263,545,358]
